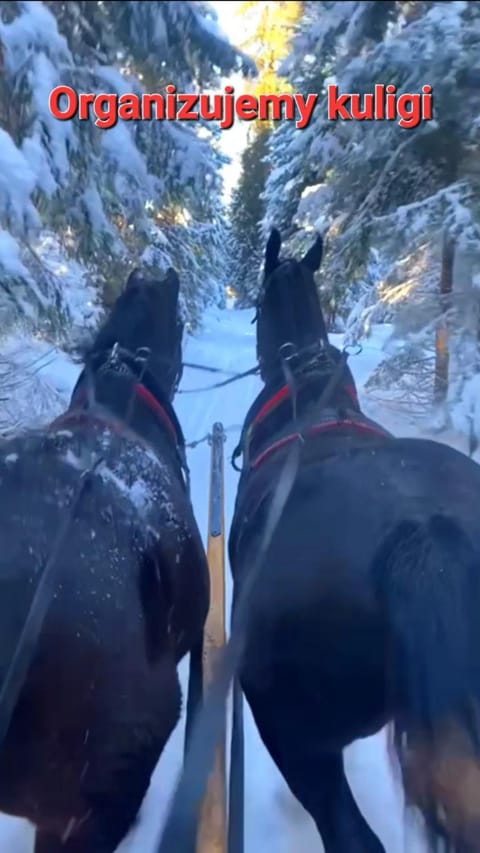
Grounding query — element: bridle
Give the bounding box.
[74,342,182,402]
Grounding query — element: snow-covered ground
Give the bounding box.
[1,303,468,852]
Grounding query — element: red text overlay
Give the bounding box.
[327,84,433,129]
[49,84,433,131]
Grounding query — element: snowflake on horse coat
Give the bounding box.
[229,229,480,853]
[0,268,209,853]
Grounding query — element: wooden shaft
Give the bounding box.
[196,422,227,853]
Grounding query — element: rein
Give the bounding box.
[0,458,104,750]
[140,353,260,395]
[155,341,366,852]
[177,364,259,395]
[155,345,303,853]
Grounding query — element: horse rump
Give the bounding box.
[372,514,480,850]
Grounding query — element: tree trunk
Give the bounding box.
[434,233,455,404]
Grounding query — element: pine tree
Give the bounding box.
[0,0,255,341]
[263,0,480,429]
[236,0,302,126]
[230,129,270,306]
[228,1,302,308]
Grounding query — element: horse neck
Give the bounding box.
[67,366,182,464]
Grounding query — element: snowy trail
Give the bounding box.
[0,306,431,852]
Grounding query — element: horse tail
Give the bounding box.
[372,514,480,847]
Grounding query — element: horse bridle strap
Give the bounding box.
[70,342,186,446]
[89,343,182,400]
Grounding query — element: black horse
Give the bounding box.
[0,268,209,852]
[229,229,480,852]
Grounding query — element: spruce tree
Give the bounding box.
[0,0,255,340]
[230,129,270,306]
[263,0,480,430]
[228,1,301,308]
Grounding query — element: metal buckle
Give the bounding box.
[109,342,120,363]
[135,347,151,365]
[278,342,298,363]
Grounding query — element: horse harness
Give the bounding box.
[233,348,391,471]
[50,343,191,495]
[229,351,393,558]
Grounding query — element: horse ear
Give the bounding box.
[163,266,180,298]
[302,233,323,273]
[264,228,281,277]
[126,268,143,289]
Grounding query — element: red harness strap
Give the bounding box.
[133,383,178,443]
[251,418,389,471]
[252,382,359,429]
[50,382,178,446]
